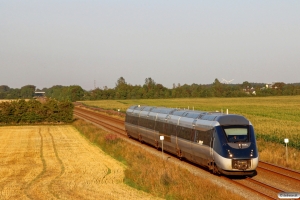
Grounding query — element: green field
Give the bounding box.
[79,96,300,150]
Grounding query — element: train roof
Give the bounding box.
[152,107,176,114]
[126,105,250,124]
[214,114,250,125]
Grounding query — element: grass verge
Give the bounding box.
[257,139,300,170]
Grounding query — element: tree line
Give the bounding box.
[1,78,300,101]
[0,99,73,124]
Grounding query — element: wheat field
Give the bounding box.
[80,96,300,147]
[0,126,162,200]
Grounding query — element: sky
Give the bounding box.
[1,1,299,90]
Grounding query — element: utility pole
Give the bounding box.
[160,136,164,160]
[284,138,289,162]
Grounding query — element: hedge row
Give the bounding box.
[0,99,73,124]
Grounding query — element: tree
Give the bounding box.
[144,77,156,90]
[20,85,36,99]
[115,77,126,88]
[115,77,128,99]
[69,85,84,102]
[0,85,10,92]
[212,78,223,97]
[272,82,285,90]
[0,85,9,99]
[242,81,250,88]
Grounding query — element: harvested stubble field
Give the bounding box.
[0,125,161,200]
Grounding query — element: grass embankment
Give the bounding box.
[73,119,242,200]
[257,140,300,170]
[79,96,300,170]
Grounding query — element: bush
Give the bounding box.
[0,99,73,124]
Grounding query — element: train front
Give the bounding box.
[213,115,259,176]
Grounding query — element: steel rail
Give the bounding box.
[74,110,126,136]
[258,161,300,181]
[245,177,283,193]
[221,176,280,200]
[74,106,124,125]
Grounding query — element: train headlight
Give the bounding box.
[227,150,233,158]
[250,149,253,157]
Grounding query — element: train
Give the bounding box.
[125,105,259,176]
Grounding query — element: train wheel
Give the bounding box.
[138,134,143,143]
[155,140,159,150]
[176,148,183,160]
[212,163,220,174]
[208,161,214,171]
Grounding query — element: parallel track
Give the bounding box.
[74,106,124,125]
[258,161,300,181]
[221,176,283,200]
[73,109,125,136]
[73,106,300,199]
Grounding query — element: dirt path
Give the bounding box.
[0,126,162,200]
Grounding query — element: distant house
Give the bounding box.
[34,91,45,98]
[264,82,280,90]
[243,86,256,95]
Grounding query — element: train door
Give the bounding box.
[168,122,177,155]
[175,117,181,152]
[162,119,173,152]
[176,126,193,160]
[191,129,207,166]
[153,113,160,146]
[209,128,215,160]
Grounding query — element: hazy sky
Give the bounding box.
[1,1,299,90]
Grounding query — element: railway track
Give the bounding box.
[73,106,300,199]
[73,109,125,136]
[74,106,124,125]
[258,161,300,181]
[222,176,283,200]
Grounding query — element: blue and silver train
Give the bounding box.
[125,105,259,176]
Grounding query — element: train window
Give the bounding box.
[152,108,162,113]
[198,114,206,119]
[155,121,163,132]
[185,113,201,119]
[223,126,249,143]
[159,121,163,132]
[194,129,213,145]
[166,123,175,135]
[201,115,217,121]
[139,117,147,128]
[143,106,155,111]
[172,111,185,116]
[165,124,170,135]
[155,121,160,132]
[132,116,139,125]
[177,127,192,141]
[172,124,177,135]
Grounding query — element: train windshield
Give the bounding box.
[222,125,249,143]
